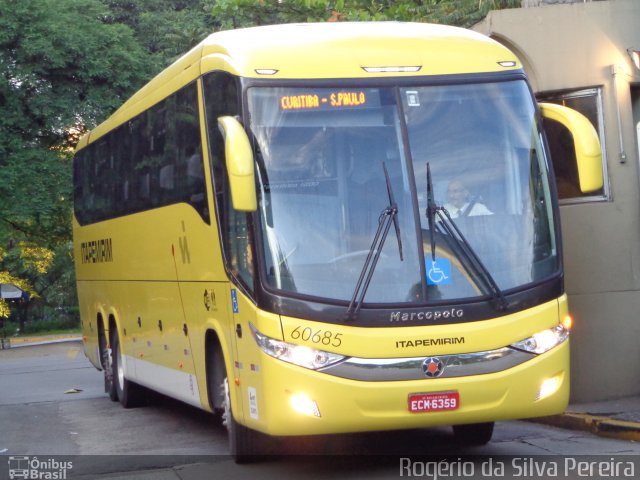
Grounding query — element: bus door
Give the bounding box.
[224,212,264,426]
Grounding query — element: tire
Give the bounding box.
[112,330,146,408]
[221,376,264,463]
[452,422,495,446]
[206,344,225,423]
[99,326,117,402]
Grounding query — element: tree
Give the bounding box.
[104,0,215,64]
[0,0,155,325]
[208,0,521,29]
[0,0,522,327]
[209,0,328,29]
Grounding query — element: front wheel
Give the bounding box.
[452,422,494,446]
[221,376,266,463]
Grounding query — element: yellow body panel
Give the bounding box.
[74,200,227,369]
[201,22,519,80]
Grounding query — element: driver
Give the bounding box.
[444,179,492,218]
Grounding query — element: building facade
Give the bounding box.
[474,0,640,402]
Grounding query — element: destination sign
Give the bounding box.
[280,91,370,111]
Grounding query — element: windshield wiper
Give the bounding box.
[345,162,403,321]
[425,163,508,311]
[385,162,404,263]
[426,163,438,262]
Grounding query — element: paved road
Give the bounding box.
[1,342,639,479]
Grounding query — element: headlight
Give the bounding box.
[249,323,347,370]
[511,324,569,354]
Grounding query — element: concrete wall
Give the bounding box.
[474,0,640,402]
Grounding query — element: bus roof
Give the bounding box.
[80,22,520,147]
[200,22,519,78]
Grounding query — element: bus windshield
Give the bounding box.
[247,80,557,305]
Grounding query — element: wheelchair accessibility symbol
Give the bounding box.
[426,258,452,285]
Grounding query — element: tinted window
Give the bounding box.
[73,82,208,225]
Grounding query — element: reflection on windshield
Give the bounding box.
[247,81,557,306]
[403,82,557,301]
[249,88,421,304]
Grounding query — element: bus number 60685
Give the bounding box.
[289,326,343,347]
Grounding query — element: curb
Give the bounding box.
[3,334,82,348]
[531,412,640,442]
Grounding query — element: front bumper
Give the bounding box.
[235,339,569,436]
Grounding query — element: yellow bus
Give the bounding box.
[73,22,603,460]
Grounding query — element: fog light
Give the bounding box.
[537,374,563,401]
[289,393,321,417]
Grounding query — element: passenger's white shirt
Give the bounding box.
[443,202,493,218]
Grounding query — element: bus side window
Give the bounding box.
[203,72,239,198]
[175,85,208,220]
[74,81,208,225]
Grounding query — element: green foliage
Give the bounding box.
[20,313,80,335]
[208,0,521,29]
[209,0,329,29]
[104,0,215,64]
[0,0,155,143]
[0,0,518,326]
[0,0,156,323]
[0,0,155,237]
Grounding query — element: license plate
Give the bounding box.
[408,391,460,413]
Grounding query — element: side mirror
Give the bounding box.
[539,102,603,193]
[218,116,257,212]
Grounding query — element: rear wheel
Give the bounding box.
[452,422,494,446]
[112,330,146,408]
[99,325,117,402]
